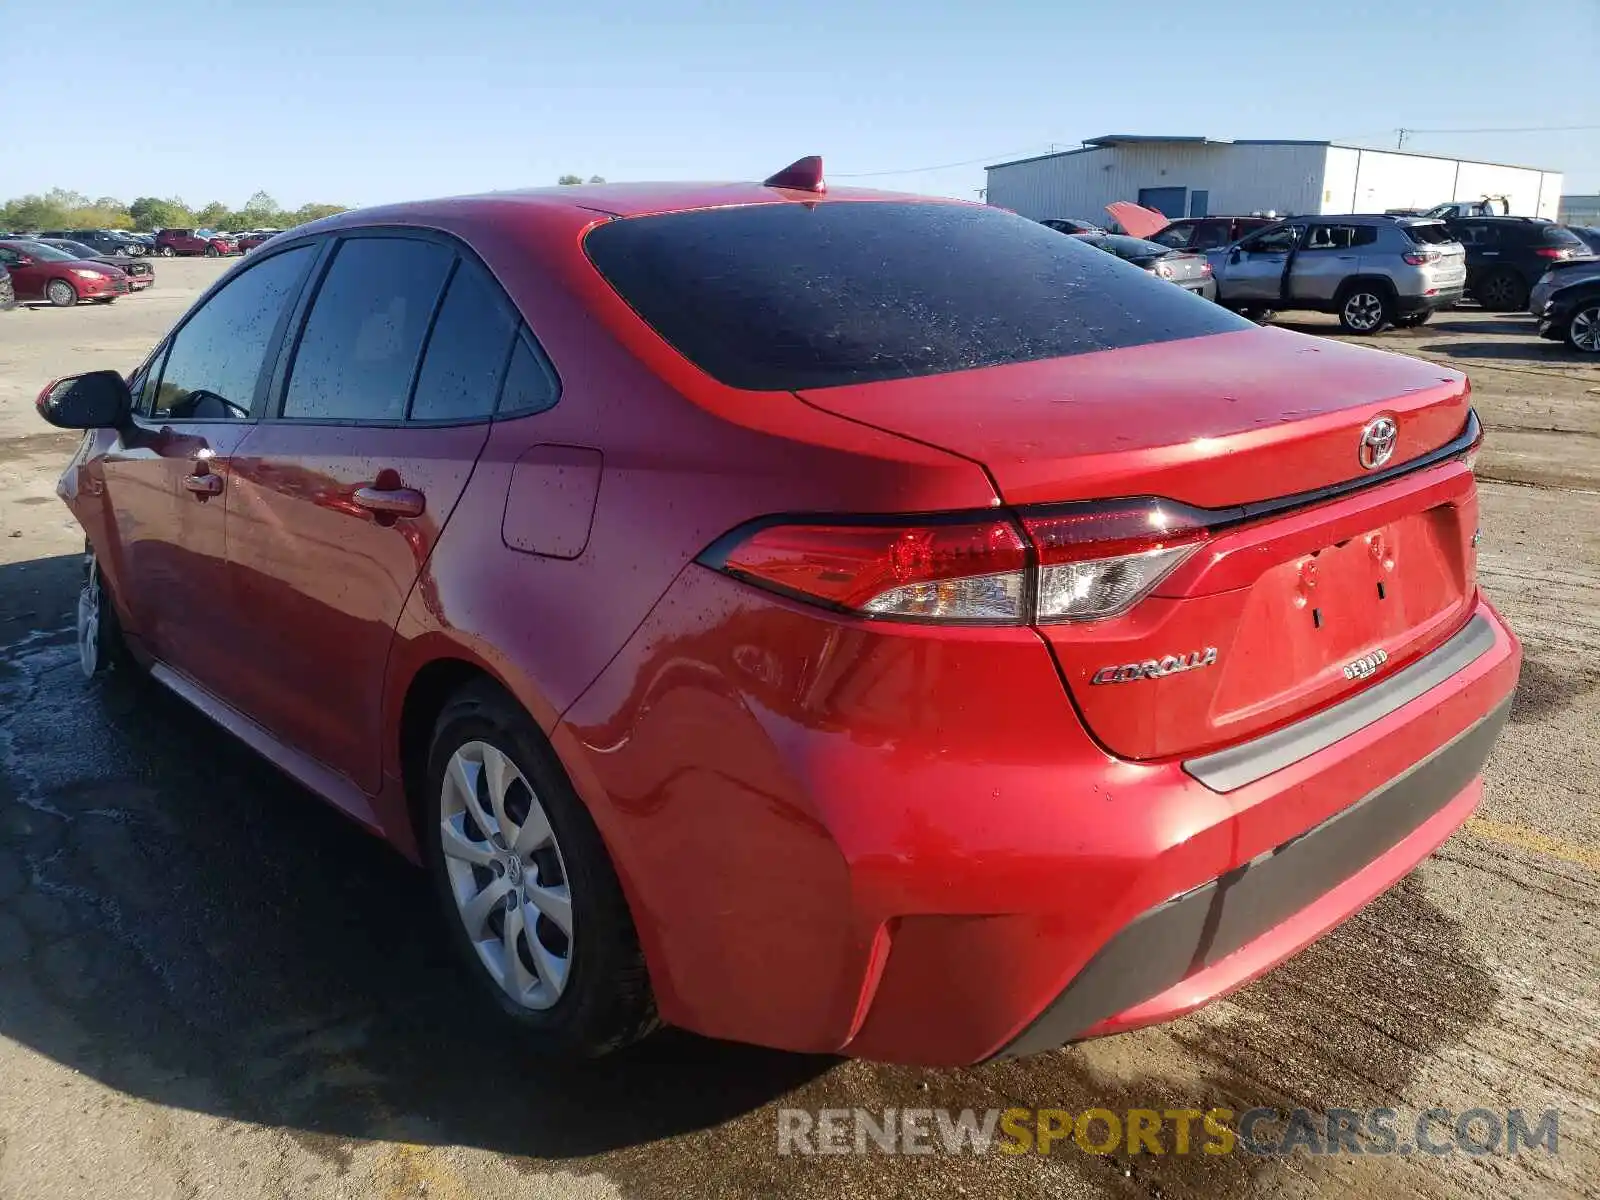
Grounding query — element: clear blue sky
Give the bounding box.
[6,0,1598,209]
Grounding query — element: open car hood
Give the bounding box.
[1105,200,1169,240]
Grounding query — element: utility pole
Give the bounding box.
[1396,128,1409,150]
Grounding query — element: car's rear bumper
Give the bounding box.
[1178,279,1218,301]
[998,674,1507,1056]
[1400,287,1464,316]
[559,571,1520,1065]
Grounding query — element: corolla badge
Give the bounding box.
[1359,416,1398,470]
[1091,648,1218,685]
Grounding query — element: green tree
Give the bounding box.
[289,202,348,224]
[128,196,193,230]
[195,201,231,228]
[557,175,583,186]
[1,194,62,230]
[44,187,90,212]
[587,175,606,184]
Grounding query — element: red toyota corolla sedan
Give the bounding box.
[38,160,1520,1064]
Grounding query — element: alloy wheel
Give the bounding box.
[1343,292,1384,332]
[1570,306,1600,354]
[440,740,574,1010]
[47,280,76,307]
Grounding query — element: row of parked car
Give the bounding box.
[0,235,158,308]
[1050,209,1600,353]
[0,227,284,258]
[0,225,291,309]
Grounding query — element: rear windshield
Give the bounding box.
[1078,234,1171,261]
[584,202,1248,391]
[1540,224,1585,246]
[1404,222,1456,245]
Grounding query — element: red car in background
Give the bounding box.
[153,227,237,257]
[37,238,156,291]
[238,230,280,252]
[0,239,129,306]
[37,161,1519,1065]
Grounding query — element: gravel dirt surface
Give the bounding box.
[0,264,1596,1199]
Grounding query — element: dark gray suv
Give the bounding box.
[1212,216,1466,333]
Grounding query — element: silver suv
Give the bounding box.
[1211,216,1466,333]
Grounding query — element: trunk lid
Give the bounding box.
[799,327,1479,761]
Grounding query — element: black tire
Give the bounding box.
[204,244,219,258]
[1236,306,1276,325]
[46,278,78,308]
[1394,311,1432,328]
[1565,303,1600,354]
[1476,268,1528,312]
[1337,284,1394,334]
[160,245,175,257]
[423,680,657,1058]
[78,547,133,678]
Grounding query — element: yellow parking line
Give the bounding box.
[1465,817,1600,872]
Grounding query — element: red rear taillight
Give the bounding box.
[1022,503,1208,621]
[718,518,1028,622]
[1200,260,1213,276]
[1534,247,1572,259]
[1403,250,1441,266]
[705,501,1211,625]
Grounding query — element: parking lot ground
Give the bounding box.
[0,281,1596,1199]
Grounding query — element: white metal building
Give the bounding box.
[987,135,1563,224]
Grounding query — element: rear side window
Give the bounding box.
[1538,224,1585,247]
[1405,223,1454,245]
[147,245,314,420]
[283,236,452,421]
[408,259,518,422]
[498,335,561,416]
[584,202,1249,391]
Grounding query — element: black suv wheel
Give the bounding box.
[1477,268,1528,312]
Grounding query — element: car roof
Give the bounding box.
[296,180,960,239]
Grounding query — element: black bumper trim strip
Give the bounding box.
[1184,613,1496,794]
[994,696,1511,1060]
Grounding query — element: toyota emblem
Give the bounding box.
[1359,416,1398,470]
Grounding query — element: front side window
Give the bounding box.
[1242,225,1302,254]
[1191,222,1233,250]
[281,236,453,421]
[147,245,314,421]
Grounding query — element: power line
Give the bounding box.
[833,145,1062,178]
[1400,123,1600,135]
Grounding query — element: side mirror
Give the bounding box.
[10,255,32,267]
[1229,247,1242,263]
[36,370,132,430]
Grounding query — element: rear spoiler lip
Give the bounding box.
[1187,407,1480,534]
[696,409,1481,573]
